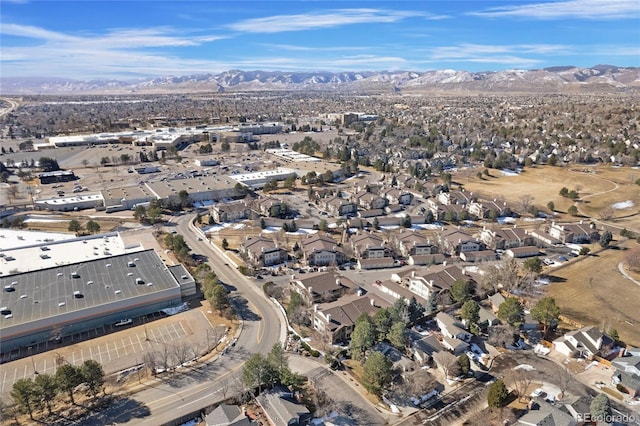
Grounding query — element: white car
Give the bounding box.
[531,388,545,398]
[115,318,133,327]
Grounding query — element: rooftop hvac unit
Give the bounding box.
[58,302,66,307]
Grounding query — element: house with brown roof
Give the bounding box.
[505,246,539,258]
[402,265,475,300]
[438,228,483,255]
[408,253,446,266]
[553,326,612,358]
[300,234,346,266]
[468,199,509,219]
[324,196,357,217]
[312,293,389,343]
[381,187,413,205]
[396,230,436,257]
[459,250,497,262]
[350,232,392,259]
[480,226,535,250]
[290,272,356,305]
[352,191,387,210]
[255,386,311,426]
[239,236,288,267]
[548,221,599,244]
[211,200,250,223]
[255,196,283,217]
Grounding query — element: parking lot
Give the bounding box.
[0,306,226,397]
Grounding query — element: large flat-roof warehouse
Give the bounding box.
[0,249,195,353]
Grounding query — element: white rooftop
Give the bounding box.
[0,232,144,276]
[0,229,75,251]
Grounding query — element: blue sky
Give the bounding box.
[1,0,638,80]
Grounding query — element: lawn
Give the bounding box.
[545,239,640,347]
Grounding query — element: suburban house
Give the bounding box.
[427,201,467,222]
[239,236,288,267]
[409,330,445,365]
[478,306,500,329]
[350,232,392,259]
[255,196,283,217]
[552,326,612,358]
[442,335,470,355]
[468,200,509,219]
[352,191,387,210]
[324,196,357,217]
[312,294,389,344]
[480,226,535,250]
[433,350,458,378]
[376,279,428,306]
[489,293,506,314]
[436,312,472,343]
[210,200,250,223]
[396,230,437,257]
[205,404,253,426]
[255,386,311,426]
[548,221,600,244]
[517,399,577,426]
[402,265,475,300]
[381,187,413,205]
[505,246,540,258]
[438,228,483,256]
[300,234,346,266]
[437,190,473,206]
[611,349,640,397]
[290,272,355,305]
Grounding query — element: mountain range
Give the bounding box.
[1,65,639,95]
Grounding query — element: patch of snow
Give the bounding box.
[202,222,233,232]
[501,169,520,176]
[513,364,535,371]
[497,217,516,224]
[380,225,400,230]
[413,223,442,230]
[612,200,634,210]
[232,223,245,230]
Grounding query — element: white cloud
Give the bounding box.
[429,43,571,60]
[470,0,638,19]
[227,9,421,33]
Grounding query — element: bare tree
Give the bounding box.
[402,369,436,397]
[143,351,159,376]
[520,194,534,212]
[488,325,516,349]
[173,342,191,366]
[556,365,572,399]
[506,368,534,401]
[599,206,616,221]
[433,351,458,379]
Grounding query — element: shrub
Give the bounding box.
[617,383,629,394]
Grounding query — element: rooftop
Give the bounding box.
[0,249,179,329]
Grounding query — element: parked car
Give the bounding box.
[115,318,133,327]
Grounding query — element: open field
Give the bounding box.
[460,165,640,232]
[545,239,640,347]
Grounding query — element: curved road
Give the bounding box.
[81,213,285,425]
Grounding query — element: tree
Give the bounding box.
[450,279,472,304]
[68,219,82,233]
[362,352,393,397]
[624,247,640,271]
[497,297,524,328]
[487,379,509,408]
[579,246,591,256]
[590,393,611,421]
[81,359,105,398]
[559,187,569,197]
[38,157,60,172]
[387,321,406,350]
[133,205,148,223]
[547,201,555,212]
[350,314,376,361]
[608,327,619,344]
[34,373,58,415]
[11,378,36,420]
[531,297,560,338]
[100,156,110,167]
[522,257,543,275]
[220,141,231,152]
[460,300,480,328]
[568,205,579,216]
[599,230,613,248]
[86,220,101,234]
[242,353,276,393]
[373,308,394,340]
[208,283,229,313]
[222,238,229,250]
[457,353,471,375]
[178,190,190,208]
[55,363,83,404]
[267,342,289,378]
[408,296,425,325]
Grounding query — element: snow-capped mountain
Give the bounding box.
[1,66,639,95]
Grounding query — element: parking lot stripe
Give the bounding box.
[1,369,7,393]
[98,345,104,364]
[178,321,187,337]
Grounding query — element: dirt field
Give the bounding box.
[545,239,640,347]
[459,165,640,231]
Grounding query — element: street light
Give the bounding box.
[28,346,38,375]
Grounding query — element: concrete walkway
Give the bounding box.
[618,262,640,287]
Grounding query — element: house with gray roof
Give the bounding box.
[517,399,577,426]
[256,386,311,426]
[205,404,253,426]
[553,326,612,358]
[612,353,640,397]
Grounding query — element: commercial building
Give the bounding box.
[0,249,194,353]
[230,168,296,190]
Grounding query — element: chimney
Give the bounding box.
[335,278,341,286]
[326,313,331,322]
[314,304,318,312]
[357,288,363,297]
[443,260,447,266]
[370,298,376,307]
